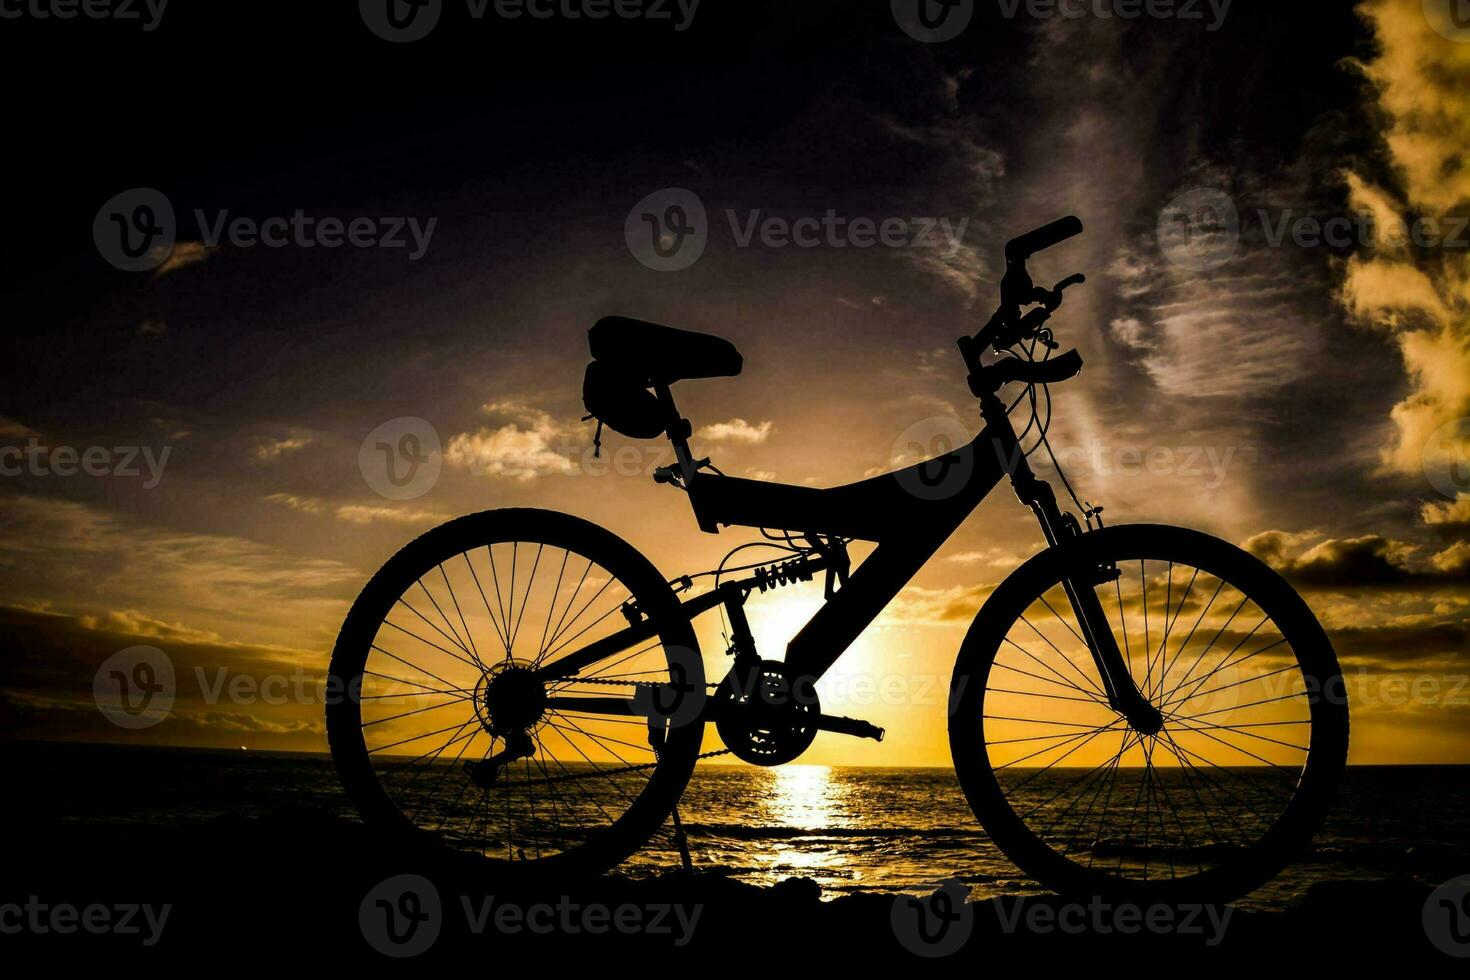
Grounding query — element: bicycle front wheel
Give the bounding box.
[949,524,1348,902]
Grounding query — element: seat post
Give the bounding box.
[653,384,697,479]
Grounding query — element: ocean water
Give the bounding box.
[16,741,1469,911]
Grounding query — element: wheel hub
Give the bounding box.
[474,661,548,736]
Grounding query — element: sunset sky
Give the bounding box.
[3,0,1469,766]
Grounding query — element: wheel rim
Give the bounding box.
[331,517,702,868]
[964,529,1343,892]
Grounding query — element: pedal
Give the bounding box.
[815,713,884,742]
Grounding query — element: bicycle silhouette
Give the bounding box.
[327,217,1349,901]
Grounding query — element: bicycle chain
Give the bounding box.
[503,676,729,785]
[551,676,721,690]
[503,746,732,787]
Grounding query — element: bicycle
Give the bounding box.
[326,216,1349,901]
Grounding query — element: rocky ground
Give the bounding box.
[2,807,1458,965]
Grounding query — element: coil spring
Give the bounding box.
[752,556,817,593]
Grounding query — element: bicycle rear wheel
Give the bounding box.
[949,524,1348,902]
[326,509,704,881]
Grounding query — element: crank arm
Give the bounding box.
[814,714,884,741]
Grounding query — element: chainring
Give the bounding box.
[715,660,819,766]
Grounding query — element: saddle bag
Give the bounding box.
[581,360,667,439]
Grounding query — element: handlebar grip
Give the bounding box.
[989,349,1084,387]
[1005,216,1084,262]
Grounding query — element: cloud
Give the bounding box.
[946,548,1020,570]
[1423,494,1470,529]
[1431,540,1470,577]
[265,492,445,525]
[153,240,214,278]
[1339,0,1470,474]
[446,401,578,481]
[1107,242,1322,397]
[1244,529,1470,589]
[252,434,313,462]
[697,418,774,444]
[334,505,446,525]
[1326,620,1470,669]
[0,495,359,639]
[264,492,325,515]
[877,583,996,627]
[78,609,226,646]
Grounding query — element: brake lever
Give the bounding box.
[1040,273,1086,312]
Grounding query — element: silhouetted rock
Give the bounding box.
[1,808,1456,966]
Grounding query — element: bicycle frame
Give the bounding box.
[537,384,1161,735]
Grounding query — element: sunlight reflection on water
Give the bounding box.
[755,765,847,878]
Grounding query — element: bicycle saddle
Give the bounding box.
[589,316,743,386]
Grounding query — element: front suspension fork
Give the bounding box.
[986,396,1163,734]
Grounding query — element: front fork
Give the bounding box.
[982,394,1163,735]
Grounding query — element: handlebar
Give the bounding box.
[959,215,1089,395]
[1005,215,1083,262]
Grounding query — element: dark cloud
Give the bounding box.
[1328,623,1470,668]
[0,605,326,747]
[1245,531,1470,590]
